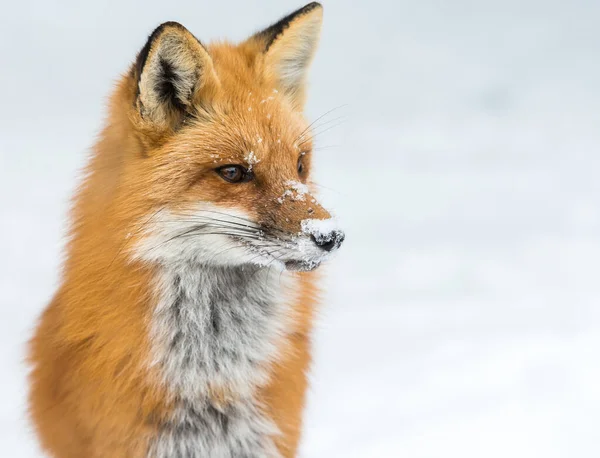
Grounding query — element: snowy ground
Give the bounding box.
[2,1,600,456]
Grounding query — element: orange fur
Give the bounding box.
[29,4,330,457]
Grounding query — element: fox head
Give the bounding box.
[106,3,343,271]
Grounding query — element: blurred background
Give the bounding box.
[1,1,600,456]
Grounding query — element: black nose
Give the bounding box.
[310,230,345,252]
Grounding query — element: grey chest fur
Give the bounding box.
[147,264,290,458]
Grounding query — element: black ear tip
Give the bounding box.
[135,21,188,84]
[296,3,323,16]
[145,21,187,46]
[304,2,323,11]
[153,21,187,33]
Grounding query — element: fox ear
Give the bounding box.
[250,2,323,108]
[133,22,218,130]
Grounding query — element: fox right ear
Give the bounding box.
[248,3,323,109]
[133,22,219,130]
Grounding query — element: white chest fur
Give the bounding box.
[147,263,295,458]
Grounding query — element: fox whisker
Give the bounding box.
[296,115,347,145]
[297,119,347,147]
[294,104,347,144]
[188,210,289,237]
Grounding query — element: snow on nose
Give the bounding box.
[301,218,345,252]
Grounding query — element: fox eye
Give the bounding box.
[297,155,307,177]
[216,165,252,183]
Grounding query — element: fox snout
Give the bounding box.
[309,228,345,252]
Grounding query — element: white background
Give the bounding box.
[1,1,600,456]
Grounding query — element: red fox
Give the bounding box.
[28,3,344,457]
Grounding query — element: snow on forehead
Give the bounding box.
[245,150,261,171]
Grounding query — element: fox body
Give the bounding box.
[28,3,344,457]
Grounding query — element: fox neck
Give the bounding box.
[146,261,294,457]
[149,262,294,400]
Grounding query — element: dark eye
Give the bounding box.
[216,165,252,183]
[297,156,306,177]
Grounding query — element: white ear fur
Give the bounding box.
[135,22,217,128]
[253,3,323,107]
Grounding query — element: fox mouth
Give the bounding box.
[237,226,343,272]
[233,234,327,272]
[283,259,322,272]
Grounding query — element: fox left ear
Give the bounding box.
[133,22,219,131]
[249,2,323,109]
